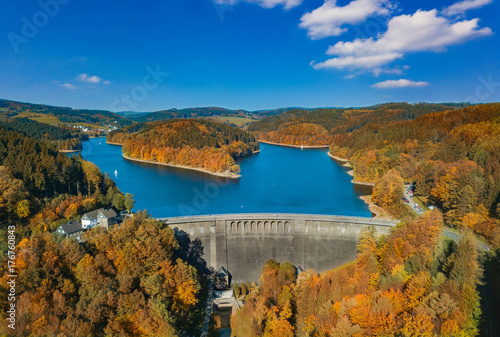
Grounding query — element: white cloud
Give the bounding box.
[372,79,430,88]
[314,9,492,72]
[77,73,103,84]
[314,53,403,69]
[214,0,302,9]
[60,83,77,90]
[442,0,492,16]
[103,80,111,85]
[299,0,393,39]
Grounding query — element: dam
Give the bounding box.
[160,214,399,282]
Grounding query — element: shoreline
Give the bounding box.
[359,195,393,220]
[122,154,242,179]
[327,152,349,163]
[258,140,330,149]
[59,149,81,153]
[328,153,375,187]
[106,141,124,146]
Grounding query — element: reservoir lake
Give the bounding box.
[77,137,372,218]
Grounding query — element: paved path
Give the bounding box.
[159,213,399,227]
[200,274,215,337]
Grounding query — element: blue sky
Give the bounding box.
[0,0,499,111]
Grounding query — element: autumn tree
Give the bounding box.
[372,169,404,214]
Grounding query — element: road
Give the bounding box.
[440,229,497,337]
[403,184,424,216]
[403,185,496,336]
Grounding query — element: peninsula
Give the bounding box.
[107,119,259,177]
[122,153,242,178]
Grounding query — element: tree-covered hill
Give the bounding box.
[0,126,208,336]
[134,107,250,123]
[0,118,88,151]
[329,103,500,243]
[132,107,299,123]
[108,119,259,175]
[0,99,133,127]
[248,103,457,146]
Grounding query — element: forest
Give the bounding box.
[133,107,298,123]
[328,104,500,242]
[0,212,207,336]
[0,126,138,240]
[135,107,251,123]
[0,99,132,127]
[0,118,88,151]
[248,103,458,146]
[0,127,208,336]
[231,213,483,336]
[108,119,259,174]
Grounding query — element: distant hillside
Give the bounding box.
[132,107,300,126]
[248,103,457,146]
[0,118,88,151]
[0,99,133,128]
[115,111,151,118]
[134,107,250,122]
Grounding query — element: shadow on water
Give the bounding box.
[353,183,373,196]
[125,158,241,187]
[219,328,231,337]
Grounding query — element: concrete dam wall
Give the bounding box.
[160,214,398,283]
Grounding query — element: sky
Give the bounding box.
[0,0,499,111]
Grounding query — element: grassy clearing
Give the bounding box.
[69,122,103,129]
[14,111,104,129]
[206,116,255,126]
[15,111,61,125]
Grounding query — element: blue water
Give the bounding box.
[76,137,372,218]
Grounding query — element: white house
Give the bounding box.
[82,208,118,229]
[81,209,98,229]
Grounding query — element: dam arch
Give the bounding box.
[160,214,398,282]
